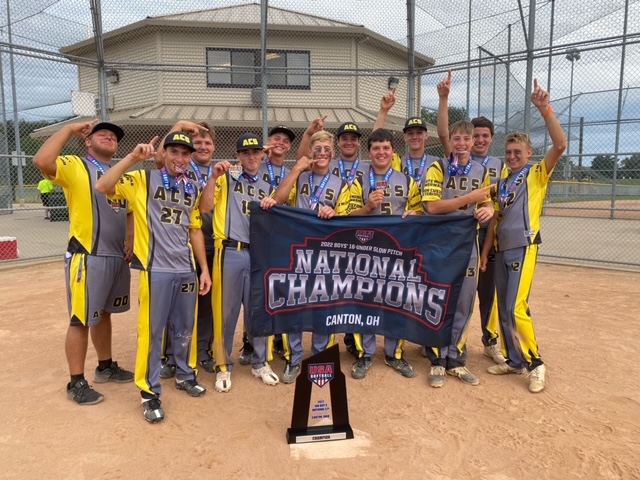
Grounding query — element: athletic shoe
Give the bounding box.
[483,344,507,364]
[428,366,446,388]
[446,366,480,386]
[384,356,417,378]
[282,362,301,384]
[487,363,526,375]
[93,361,134,384]
[199,357,215,373]
[159,362,176,379]
[273,337,286,360]
[142,398,165,423]
[238,341,254,366]
[175,379,206,397]
[214,371,232,393]
[528,364,546,393]
[67,379,104,405]
[351,357,372,380]
[252,365,280,386]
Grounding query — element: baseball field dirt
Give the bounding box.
[1,261,638,479]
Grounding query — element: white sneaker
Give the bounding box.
[487,363,526,375]
[252,365,279,386]
[446,366,480,386]
[428,366,446,388]
[214,371,232,393]
[528,364,546,393]
[483,344,506,364]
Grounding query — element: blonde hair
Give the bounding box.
[505,132,532,150]
[310,130,334,147]
[449,120,474,138]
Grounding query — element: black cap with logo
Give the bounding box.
[336,122,362,138]
[268,125,296,142]
[403,117,428,133]
[90,122,125,142]
[164,131,195,152]
[236,133,263,152]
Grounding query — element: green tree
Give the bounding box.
[590,155,616,179]
[622,154,640,180]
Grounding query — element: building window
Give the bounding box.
[206,48,310,89]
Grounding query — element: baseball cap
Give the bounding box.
[236,132,263,152]
[336,122,362,138]
[268,125,296,142]
[89,122,124,142]
[403,117,428,133]
[164,131,195,152]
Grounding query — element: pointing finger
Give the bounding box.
[447,69,452,82]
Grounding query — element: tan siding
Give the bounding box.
[159,29,354,109]
[77,32,159,111]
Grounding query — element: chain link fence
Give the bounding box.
[0,0,638,268]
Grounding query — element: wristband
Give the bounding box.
[542,105,553,119]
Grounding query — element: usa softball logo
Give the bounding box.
[308,363,334,388]
[355,230,374,243]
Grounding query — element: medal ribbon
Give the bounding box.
[266,158,287,187]
[499,165,530,205]
[368,166,394,191]
[406,154,428,182]
[338,158,359,187]
[309,172,332,210]
[447,154,472,176]
[189,160,213,188]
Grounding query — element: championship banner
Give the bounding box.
[249,203,477,347]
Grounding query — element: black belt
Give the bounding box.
[222,239,250,250]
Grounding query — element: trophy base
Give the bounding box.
[286,425,354,444]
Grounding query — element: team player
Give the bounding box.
[235,125,297,364]
[33,120,134,406]
[373,87,439,184]
[437,71,507,364]
[298,117,368,359]
[422,100,495,387]
[348,128,423,380]
[96,131,221,423]
[265,130,351,383]
[481,80,566,393]
[160,122,217,378]
[200,133,280,393]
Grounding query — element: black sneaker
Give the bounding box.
[175,379,206,397]
[238,341,254,366]
[351,357,372,380]
[384,356,417,378]
[93,361,134,384]
[159,362,177,379]
[199,357,215,373]
[67,379,104,405]
[142,398,165,423]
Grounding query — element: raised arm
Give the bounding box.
[373,87,397,131]
[199,161,231,213]
[94,137,158,196]
[531,79,567,173]
[437,70,452,158]
[273,156,315,204]
[32,120,97,177]
[296,116,326,159]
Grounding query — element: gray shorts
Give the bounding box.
[65,253,131,327]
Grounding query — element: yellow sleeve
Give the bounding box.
[391,153,402,172]
[348,179,365,213]
[476,169,492,207]
[406,177,423,213]
[111,170,143,202]
[335,183,351,216]
[50,155,80,188]
[190,203,203,229]
[421,163,444,202]
[534,159,552,188]
[213,175,225,208]
[288,181,297,206]
[500,163,509,180]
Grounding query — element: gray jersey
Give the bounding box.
[187,162,214,253]
[329,158,369,187]
[258,159,290,188]
[471,155,505,228]
[351,168,422,216]
[213,172,273,244]
[112,169,201,273]
[290,171,349,212]
[423,158,489,217]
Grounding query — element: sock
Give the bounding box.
[70,373,85,385]
[97,358,113,371]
